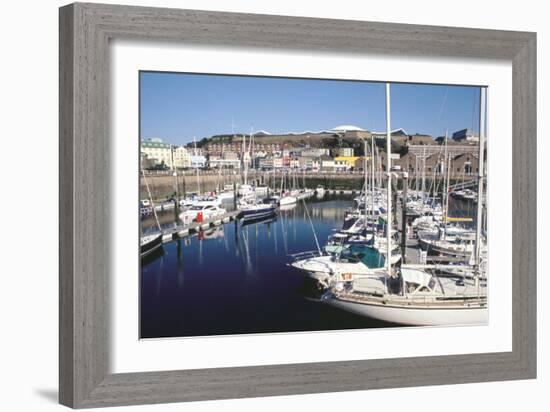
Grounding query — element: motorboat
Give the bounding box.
[289,250,379,285]
[179,203,226,224]
[238,198,277,221]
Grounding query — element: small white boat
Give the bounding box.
[179,195,222,208]
[419,235,484,260]
[179,203,226,224]
[315,185,325,196]
[216,190,235,201]
[279,195,297,206]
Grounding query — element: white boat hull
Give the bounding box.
[217,191,235,201]
[327,297,487,326]
[290,255,375,283]
[279,196,297,205]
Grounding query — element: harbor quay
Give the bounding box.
[141,171,364,201]
[140,170,475,203]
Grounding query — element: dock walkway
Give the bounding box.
[153,211,241,244]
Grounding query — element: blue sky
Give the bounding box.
[140,72,480,146]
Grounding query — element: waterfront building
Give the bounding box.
[190,155,206,169]
[354,156,371,171]
[258,157,274,170]
[273,156,284,169]
[336,147,355,157]
[334,156,360,170]
[451,153,479,175]
[172,146,191,169]
[140,152,155,169]
[297,156,320,171]
[282,154,291,168]
[290,157,301,169]
[334,159,349,172]
[320,155,336,172]
[372,128,409,145]
[301,148,330,157]
[223,150,237,157]
[452,128,479,142]
[408,143,478,158]
[311,158,321,171]
[141,138,173,168]
[208,155,241,169]
[382,149,479,177]
[330,125,370,141]
[408,134,434,145]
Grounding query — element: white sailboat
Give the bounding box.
[279,170,297,205]
[328,268,487,326]
[325,84,488,326]
[237,127,277,220]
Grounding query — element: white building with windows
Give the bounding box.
[172,146,191,169]
[141,138,173,168]
[335,147,354,157]
[273,157,284,169]
[208,155,241,169]
[190,155,207,169]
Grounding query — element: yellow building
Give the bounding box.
[334,156,362,169]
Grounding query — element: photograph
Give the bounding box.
[138,72,488,339]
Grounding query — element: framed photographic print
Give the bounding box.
[59,2,536,408]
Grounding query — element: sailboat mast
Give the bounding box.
[371,135,375,231]
[475,87,487,267]
[443,131,449,239]
[385,83,392,278]
[421,146,426,204]
[363,138,368,230]
[249,126,254,172]
[193,136,200,194]
[242,133,248,185]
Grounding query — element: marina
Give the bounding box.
[139,74,488,337]
[141,185,481,336]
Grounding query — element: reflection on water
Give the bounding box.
[140,195,396,338]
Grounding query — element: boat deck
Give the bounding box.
[397,203,470,265]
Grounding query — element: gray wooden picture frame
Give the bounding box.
[59,2,536,408]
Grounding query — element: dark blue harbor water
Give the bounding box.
[140,195,395,338]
